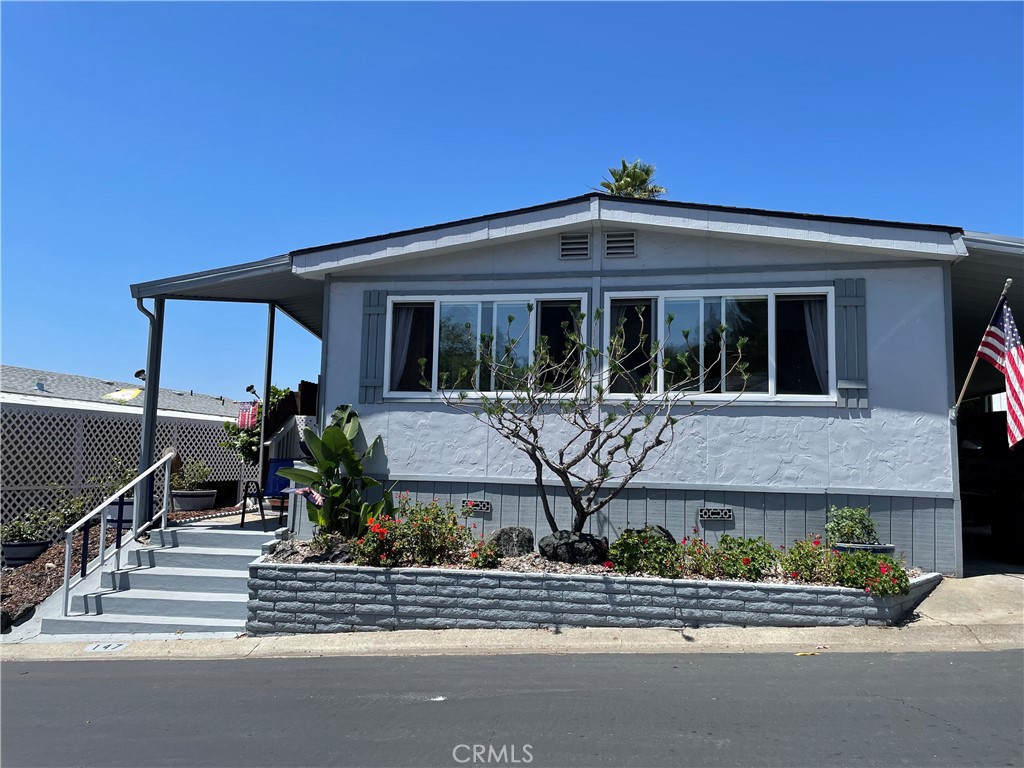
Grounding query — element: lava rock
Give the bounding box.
[488,527,536,557]
[538,530,610,565]
[329,543,353,564]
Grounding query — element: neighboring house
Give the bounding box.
[130,194,1024,575]
[0,365,251,531]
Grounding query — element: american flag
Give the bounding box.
[977,297,1023,448]
[237,401,259,430]
[289,487,324,507]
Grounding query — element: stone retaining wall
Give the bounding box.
[246,559,942,635]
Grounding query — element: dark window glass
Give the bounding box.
[724,298,769,393]
[609,299,655,394]
[438,302,479,389]
[703,297,723,393]
[776,295,829,395]
[664,299,701,391]
[536,300,582,390]
[389,303,434,392]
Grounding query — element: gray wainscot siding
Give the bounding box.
[246,560,943,635]
[373,482,957,575]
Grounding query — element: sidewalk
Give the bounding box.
[2,572,1021,662]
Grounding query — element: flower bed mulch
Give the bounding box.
[1,528,120,632]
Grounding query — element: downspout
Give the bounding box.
[135,297,165,529]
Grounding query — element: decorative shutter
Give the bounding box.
[359,290,388,404]
[834,278,868,408]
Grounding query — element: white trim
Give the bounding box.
[384,292,590,399]
[602,286,837,403]
[0,392,233,422]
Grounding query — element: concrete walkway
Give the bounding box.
[2,571,1021,662]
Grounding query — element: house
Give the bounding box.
[0,365,251,532]
[130,194,1024,576]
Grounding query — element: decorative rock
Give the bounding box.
[329,543,353,564]
[538,530,610,565]
[488,527,535,557]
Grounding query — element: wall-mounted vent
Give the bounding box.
[559,233,590,260]
[605,231,636,258]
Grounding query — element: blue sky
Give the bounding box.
[3,2,1022,400]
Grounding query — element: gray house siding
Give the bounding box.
[318,227,960,574]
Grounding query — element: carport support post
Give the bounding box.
[137,297,165,530]
[259,303,276,489]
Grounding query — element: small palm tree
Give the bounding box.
[597,159,667,199]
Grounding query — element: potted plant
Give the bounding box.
[170,458,217,512]
[825,505,896,555]
[0,494,86,567]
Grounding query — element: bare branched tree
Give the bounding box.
[422,304,749,535]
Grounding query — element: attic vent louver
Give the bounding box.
[560,233,590,260]
[605,231,636,258]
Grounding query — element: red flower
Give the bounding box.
[692,526,699,534]
[367,517,375,526]
[891,577,898,584]
[879,563,890,575]
[470,552,478,559]
[603,560,614,569]
[357,538,364,545]
[791,572,799,579]
[681,537,688,544]
[812,539,821,547]
[742,557,751,566]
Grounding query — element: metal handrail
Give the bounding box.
[61,449,177,617]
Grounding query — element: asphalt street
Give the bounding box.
[2,652,1022,768]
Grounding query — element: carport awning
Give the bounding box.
[954,233,1024,398]
[129,255,324,338]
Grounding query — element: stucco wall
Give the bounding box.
[322,229,953,500]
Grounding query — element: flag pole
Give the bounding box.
[951,277,1014,420]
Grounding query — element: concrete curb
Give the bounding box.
[2,622,1021,662]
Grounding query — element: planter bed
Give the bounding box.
[246,557,942,635]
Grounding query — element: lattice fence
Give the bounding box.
[1,403,257,536]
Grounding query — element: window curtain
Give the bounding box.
[803,298,829,394]
[390,305,416,390]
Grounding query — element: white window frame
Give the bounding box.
[384,292,589,399]
[602,286,837,404]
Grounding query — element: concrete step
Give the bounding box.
[147,527,273,551]
[131,546,259,570]
[107,567,250,594]
[40,613,244,636]
[71,589,248,620]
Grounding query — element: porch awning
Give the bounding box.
[129,254,324,338]
[953,232,1024,398]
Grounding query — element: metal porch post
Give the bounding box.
[259,303,276,489]
[136,297,165,529]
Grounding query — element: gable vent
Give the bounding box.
[605,231,636,258]
[560,233,591,260]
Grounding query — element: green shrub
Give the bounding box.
[609,528,683,579]
[714,534,779,581]
[780,534,841,583]
[468,537,500,569]
[834,551,909,596]
[825,505,880,546]
[351,498,473,568]
[1,493,87,544]
[170,458,212,491]
[398,498,471,566]
[681,533,720,579]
